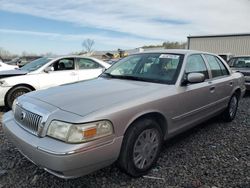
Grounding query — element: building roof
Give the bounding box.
[187,33,250,39]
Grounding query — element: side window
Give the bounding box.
[52,58,75,71]
[205,55,228,78]
[185,54,209,79]
[77,58,102,69]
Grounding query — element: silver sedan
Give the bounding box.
[2,50,246,178]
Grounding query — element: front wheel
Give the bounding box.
[117,119,163,177]
[5,86,32,109]
[222,94,239,122]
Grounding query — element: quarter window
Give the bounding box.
[185,54,209,79]
[205,55,228,78]
[77,58,102,69]
[214,57,229,75]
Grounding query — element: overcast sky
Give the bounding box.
[0,0,250,54]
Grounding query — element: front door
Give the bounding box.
[170,54,213,133]
[38,58,78,89]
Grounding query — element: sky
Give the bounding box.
[0,0,250,55]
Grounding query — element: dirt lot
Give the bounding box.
[0,94,249,188]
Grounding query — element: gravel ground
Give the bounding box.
[0,94,249,188]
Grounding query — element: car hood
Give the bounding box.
[27,78,166,117]
[0,69,28,79]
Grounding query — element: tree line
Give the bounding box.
[143,41,187,49]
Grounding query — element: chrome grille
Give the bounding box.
[14,105,42,135]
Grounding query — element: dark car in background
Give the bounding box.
[228,56,250,90]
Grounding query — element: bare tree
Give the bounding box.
[0,47,16,61]
[82,39,95,54]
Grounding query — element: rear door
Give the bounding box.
[203,54,233,110]
[38,57,78,89]
[76,58,104,81]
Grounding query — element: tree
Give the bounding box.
[82,39,95,54]
[0,47,16,61]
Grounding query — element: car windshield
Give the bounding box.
[229,57,250,68]
[20,57,51,72]
[102,53,184,84]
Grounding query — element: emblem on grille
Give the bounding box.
[20,111,26,121]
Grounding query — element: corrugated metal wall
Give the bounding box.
[188,36,250,56]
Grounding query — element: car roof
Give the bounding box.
[131,49,215,56]
[46,55,103,61]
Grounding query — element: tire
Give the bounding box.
[222,94,239,122]
[118,118,163,177]
[5,86,32,109]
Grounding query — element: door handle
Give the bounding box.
[229,81,233,86]
[210,86,215,92]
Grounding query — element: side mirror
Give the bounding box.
[187,73,205,83]
[44,66,54,73]
[182,72,205,85]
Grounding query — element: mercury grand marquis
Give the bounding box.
[2,50,246,178]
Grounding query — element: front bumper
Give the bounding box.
[0,86,11,106]
[2,112,123,178]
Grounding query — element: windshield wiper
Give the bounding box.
[101,73,167,84]
[101,73,142,80]
[100,72,116,78]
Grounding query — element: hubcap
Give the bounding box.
[133,128,160,170]
[229,96,237,118]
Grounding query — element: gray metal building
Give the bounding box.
[187,33,250,56]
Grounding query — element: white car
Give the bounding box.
[0,56,110,108]
[0,61,18,71]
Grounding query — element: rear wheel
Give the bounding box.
[222,94,239,122]
[6,86,32,109]
[118,118,163,177]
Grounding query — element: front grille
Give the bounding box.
[14,105,42,135]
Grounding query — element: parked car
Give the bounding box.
[0,56,110,108]
[6,56,42,67]
[218,53,234,62]
[0,61,18,71]
[228,56,250,90]
[2,50,245,178]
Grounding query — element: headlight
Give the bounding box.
[47,120,113,143]
[12,99,17,114]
